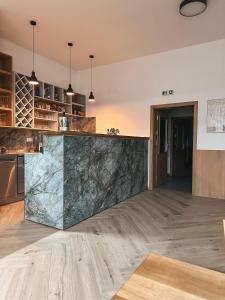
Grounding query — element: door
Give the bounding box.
[154,111,168,186]
[172,117,193,177]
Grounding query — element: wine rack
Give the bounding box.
[15,73,34,128]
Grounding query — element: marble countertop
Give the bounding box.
[40,131,149,140]
[0,150,37,157]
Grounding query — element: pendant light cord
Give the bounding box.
[90,56,93,91]
[69,46,71,84]
[32,24,35,71]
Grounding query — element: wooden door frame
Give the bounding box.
[149,101,198,194]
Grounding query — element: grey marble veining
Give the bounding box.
[0,128,39,151]
[25,134,148,229]
[25,136,64,228]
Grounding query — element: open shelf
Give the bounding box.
[58,112,86,118]
[34,117,58,122]
[0,53,13,127]
[34,107,58,114]
[34,118,58,131]
[35,96,71,106]
[0,107,12,112]
[0,69,11,76]
[0,87,12,94]
[72,102,85,107]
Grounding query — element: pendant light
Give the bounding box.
[179,0,207,17]
[66,42,75,96]
[29,20,39,85]
[88,55,95,102]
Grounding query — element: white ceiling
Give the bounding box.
[1,0,225,70]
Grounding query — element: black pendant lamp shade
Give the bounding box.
[179,0,207,17]
[66,84,74,96]
[88,91,95,102]
[29,20,39,85]
[88,55,95,102]
[66,42,75,96]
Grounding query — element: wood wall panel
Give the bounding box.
[193,150,225,200]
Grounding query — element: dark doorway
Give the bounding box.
[172,117,193,177]
[151,105,195,193]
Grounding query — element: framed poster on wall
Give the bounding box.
[207,99,225,133]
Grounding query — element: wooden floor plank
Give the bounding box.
[0,189,225,299]
[113,253,225,300]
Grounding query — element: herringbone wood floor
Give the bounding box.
[0,188,225,299]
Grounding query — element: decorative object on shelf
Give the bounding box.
[107,128,120,135]
[207,99,225,133]
[44,83,52,99]
[28,20,39,85]
[179,0,207,17]
[59,111,70,131]
[88,55,95,102]
[15,73,34,128]
[66,43,75,96]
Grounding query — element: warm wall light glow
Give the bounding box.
[88,103,146,136]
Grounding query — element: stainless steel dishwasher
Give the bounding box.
[0,156,17,205]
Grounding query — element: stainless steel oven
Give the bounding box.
[0,155,24,205]
[0,156,17,205]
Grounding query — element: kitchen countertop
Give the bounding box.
[40,131,149,140]
[0,151,34,158]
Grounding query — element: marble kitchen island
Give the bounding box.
[25,132,148,229]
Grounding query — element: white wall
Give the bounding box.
[0,38,76,89]
[1,37,225,150]
[75,39,225,150]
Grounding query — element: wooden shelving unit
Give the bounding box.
[13,72,87,131]
[0,53,13,127]
[34,82,72,131]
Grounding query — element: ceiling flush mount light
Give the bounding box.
[66,42,75,96]
[29,20,39,85]
[88,55,95,102]
[179,0,207,17]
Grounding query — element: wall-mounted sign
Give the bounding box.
[162,90,174,96]
[207,99,225,133]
